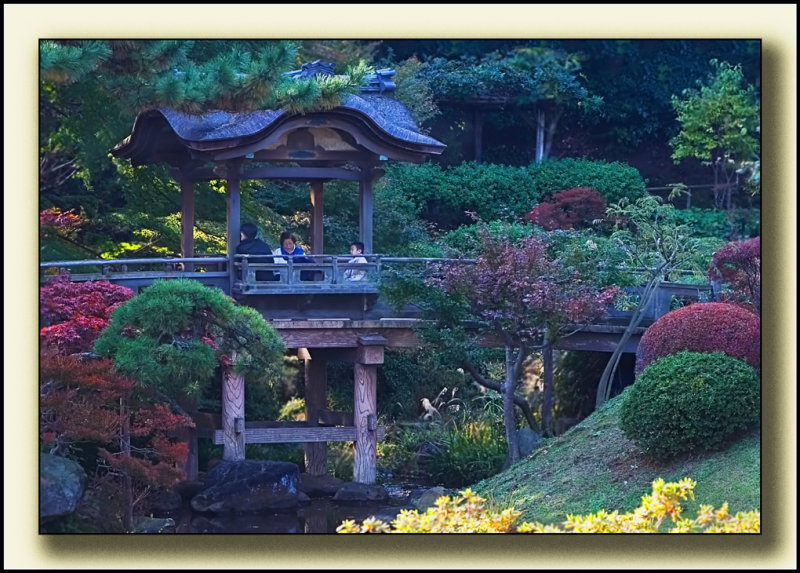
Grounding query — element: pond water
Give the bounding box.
[171,483,431,534]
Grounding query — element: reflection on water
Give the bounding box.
[173,484,430,534]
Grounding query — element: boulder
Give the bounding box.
[131,516,176,533]
[190,460,301,513]
[332,482,389,504]
[517,427,542,457]
[298,473,345,497]
[39,453,87,522]
[413,486,449,511]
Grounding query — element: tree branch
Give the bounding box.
[462,360,539,432]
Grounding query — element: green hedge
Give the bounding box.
[377,159,647,224]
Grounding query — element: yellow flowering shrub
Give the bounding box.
[336,478,760,534]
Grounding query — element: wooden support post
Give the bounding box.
[226,163,241,294]
[303,348,328,476]
[310,181,324,255]
[473,109,483,163]
[353,335,385,484]
[221,351,246,461]
[176,395,199,481]
[180,178,195,272]
[358,173,373,255]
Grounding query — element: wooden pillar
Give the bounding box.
[221,351,246,461]
[303,348,328,476]
[310,181,324,254]
[176,395,199,481]
[226,168,241,294]
[353,335,385,484]
[358,174,374,254]
[180,178,195,271]
[473,109,483,163]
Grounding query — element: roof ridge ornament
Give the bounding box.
[362,68,396,94]
[287,60,396,95]
[285,60,337,79]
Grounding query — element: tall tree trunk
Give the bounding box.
[535,109,545,163]
[543,108,563,161]
[595,266,666,408]
[541,342,554,436]
[462,360,538,432]
[120,393,133,532]
[502,345,520,468]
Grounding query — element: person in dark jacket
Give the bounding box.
[236,222,277,281]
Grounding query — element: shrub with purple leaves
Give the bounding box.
[524,187,607,231]
[635,302,760,375]
[707,236,760,315]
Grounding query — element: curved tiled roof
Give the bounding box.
[113,64,445,166]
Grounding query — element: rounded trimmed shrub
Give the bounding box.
[620,351,760,460]
[635,302,760,376]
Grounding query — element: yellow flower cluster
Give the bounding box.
[337,478,760,534]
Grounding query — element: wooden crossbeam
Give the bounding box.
[211,425,385,445]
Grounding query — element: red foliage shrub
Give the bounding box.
[40,355,194,489]
[39,207,83,230]
[40,272,134,325]
[39,273,134,355]
[525,187,607,231]
[707,236,760,315]
[635,302,761,375]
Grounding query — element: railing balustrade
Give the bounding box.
[40,255,713,323]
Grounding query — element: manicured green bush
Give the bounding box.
[620,351,760,461]
[635,302,760,375]
[376,158,647,227]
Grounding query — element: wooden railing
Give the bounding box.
[39,256,229,279]
[233,253,384,295]
[40,255,714,323]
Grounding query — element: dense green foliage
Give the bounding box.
[670,59,761,208]
[378,387,507,487]
[93,279,285,404]
[376,159,647,230]
[620,351,760,460]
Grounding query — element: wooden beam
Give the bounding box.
[242,166,362,181]
[274,327,417,349]
[211,426,385,444]
[356,334,386,365]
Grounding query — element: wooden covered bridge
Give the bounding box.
[40,61,712,485]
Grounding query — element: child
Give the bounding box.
[344,241,368,281]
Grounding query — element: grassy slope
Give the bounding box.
[470,388,761,527]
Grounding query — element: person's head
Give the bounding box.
[280,231,296,252]
[241,222,258,241]
[350,241,364,256]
